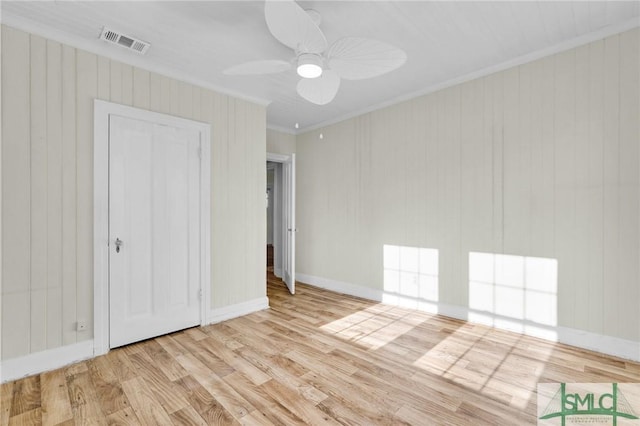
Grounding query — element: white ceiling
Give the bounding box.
[2,1,639,133]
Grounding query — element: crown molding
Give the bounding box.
[3,9,638,135]
[0,13,272,108]
[298,17,640,134]
[267,124,297,136]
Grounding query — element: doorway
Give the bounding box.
[93,100,211,355]
[266,153,296,295]
[267,162,275,273]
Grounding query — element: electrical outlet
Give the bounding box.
[77,320,87,331]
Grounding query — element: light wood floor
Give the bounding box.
[2,273,640,425]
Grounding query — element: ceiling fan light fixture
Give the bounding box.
[297,53,323,79]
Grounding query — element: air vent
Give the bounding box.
[99,27,150,55]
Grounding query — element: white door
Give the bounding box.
[109,116,201,349]
[283,154,296,294]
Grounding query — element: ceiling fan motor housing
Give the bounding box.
[297,53,323,78]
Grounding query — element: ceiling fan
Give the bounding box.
[223,0,407,106]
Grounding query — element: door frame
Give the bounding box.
[93,100,211,356]
[267,154,287,278]
[266,152,295,292]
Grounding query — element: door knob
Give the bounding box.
[115,238,124,253]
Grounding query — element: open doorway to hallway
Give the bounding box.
[266,162,276,274]
[266,153,296,294]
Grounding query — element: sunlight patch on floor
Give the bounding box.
[320,305,428,350]
[413,326,552,409]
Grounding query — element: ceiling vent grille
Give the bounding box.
[99,27,150,55]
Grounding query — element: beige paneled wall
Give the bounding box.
[267,129,296,155]
[1,25,267,360]
[296,28,639,342]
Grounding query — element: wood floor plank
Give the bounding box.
[120,377,173,425]
[168,405,208,426]
[174,352,253,421]
[9,375,40,417]
[7,407,41,426]
[103,350,137,383]
[173,375,238,426]
[65,371,107,425]
[2,273,640,425]
[40,369,73,425]
[259,379,338,426]
[86,357,130,417]
[127,350,190,415]
[240,410,279,426]
[221,371,276,412]
[1,382,13,426]
[142,340,189,382]
[104,407,141,426]
[196,336,271,386]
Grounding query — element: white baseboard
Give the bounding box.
[297,273,640,362]
[0,340,95,383]
[0,297,271,384]
[206,296,270,325]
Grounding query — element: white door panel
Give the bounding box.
[109,116,200,349]
[283,154,296,294]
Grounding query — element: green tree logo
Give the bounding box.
[540,383,639,426]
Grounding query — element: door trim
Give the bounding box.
[93,100,211,356]
[266,153,295,290]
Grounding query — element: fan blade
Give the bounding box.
[328,37,407,80]
[296,70,340,105]
[265,0,327,54]
[223,59,291,75]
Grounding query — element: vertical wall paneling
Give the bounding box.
[233,99,247,295]
[481,74,496,259]
[266,129,296,155]
[296,28,639,345]
[178,81,193,119]
[191,87,202,122]
[502,66,522,256]
[448,87,462,306]
[554,49,577,329]
[160,76,172,115]
[30,35,49,353]
[1,24,267,361]
[169,79,179,116]
[46,40,63,349]
[459,82,475,307]
[518,62,533,257]
[148,73,162,113]
[1,26,31,359]
[121,64,133,106]
[573,44,590,331]
[109,61,122,105]
[586,40,605,334]
[539,56,556,258]
[211,92,229,307]
[250,102,267,294]
[132,68,150,110]
[97,56,110,102]
[490,72,505,256]
[61,44,77,346]
[75,50,97,341]
[602,35,620,336]
[618,30,639,341]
